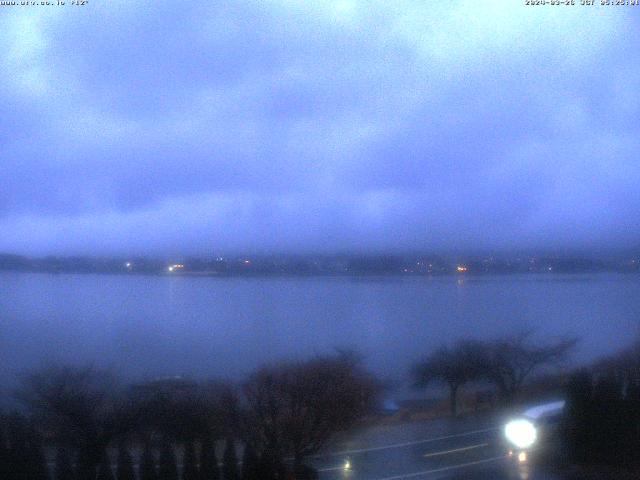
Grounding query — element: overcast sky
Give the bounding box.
[1,1,639,256]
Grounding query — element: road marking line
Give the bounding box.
[422,442,488,458]
[311,426,499,458]
[317,465,345,472]
[318,442,492,474]
[371,455,506,480]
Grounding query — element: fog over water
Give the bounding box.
[1,272,638,393]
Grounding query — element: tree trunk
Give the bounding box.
[77,445,102,480]
[449,384,459,417]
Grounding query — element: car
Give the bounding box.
[503,400,566,464]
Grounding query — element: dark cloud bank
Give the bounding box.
[1,2,639,256]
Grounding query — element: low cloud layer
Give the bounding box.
[1,1,639,255]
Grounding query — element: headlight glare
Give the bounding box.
[504,419,537,449]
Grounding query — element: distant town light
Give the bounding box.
[244,260,251,265]
[343,459,351,471]
[125,262,132,268]
[456,265,468,273]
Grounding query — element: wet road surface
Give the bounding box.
[312,412,564,480]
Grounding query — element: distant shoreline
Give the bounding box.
[1,252,638,277]
[1,269,639,278]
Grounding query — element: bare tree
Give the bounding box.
[222,437,239,480]
[140,443,158,480]
[483,331,577,403]
[54,446,76,480]
[17,365,133,477]
[128,377,234,444]
[242,351,379,474]
[116,442,136,480]
[199,436,220,480]
[412,341,485,416]
[3,414,49,480]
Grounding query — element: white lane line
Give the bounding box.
[371,455,506,480]
[422,442,488,458]
[319,441,491,474]
[318,465,345,472]
[312,426,499,458]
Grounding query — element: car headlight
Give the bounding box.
[504,419,537,449]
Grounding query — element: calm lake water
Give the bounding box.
[1,272,638,390]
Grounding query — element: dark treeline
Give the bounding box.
[562,341,640,467]
[2,334,637,477]
[0,351,380,480]
[1,252,639,276]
